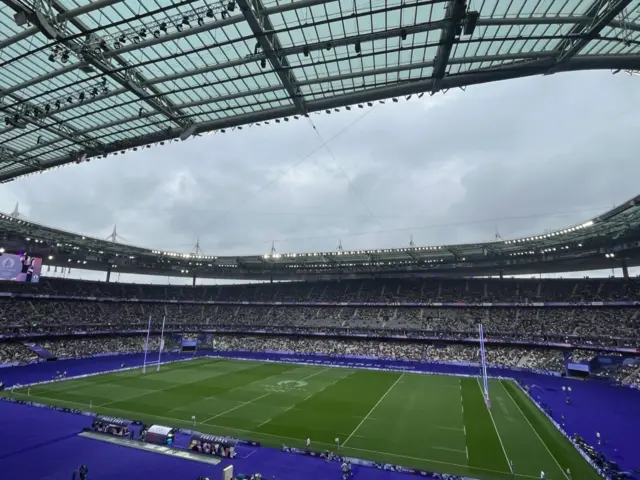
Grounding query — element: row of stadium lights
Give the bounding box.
[504,221,594,244]
[2,216,597,266]
[264,245,444,260]
[509,244,583,257]
[6,91,428,183]
[285,259,445,268]
[4,79,109,128]
[5,4,477,173]
[150,250,217,260]
[6,2,231,129]
[45,4,230,64]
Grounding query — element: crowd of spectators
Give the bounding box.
[0,335,565,371]
[41,336,163,358]
[0,298,636,348]
[3,276,640,303]
[0,336,167,363]
[0,277,637,380]
[1,334,637,384]
[209,336,568,370]
[0,342,38,364]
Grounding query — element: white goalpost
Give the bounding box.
[478,323,491,409]
[141,315,167,374]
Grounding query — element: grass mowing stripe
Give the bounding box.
[500,381,568,479]
[499,381,600,480]
[27,358,215,396]
[342,372,404,447]
[459,378,469,461]
[477,378,512,473]
[167,363,323,413]
[461,377,512,477]
[98,360,261,408]
[204,368,333,424]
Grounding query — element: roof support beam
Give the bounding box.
[0,0,125,50]
[548,0,632,73]
[6,29,549,148]
[431,0,467,93]
[0,89,103,156]
[4,53,640,181]
[236,0,315,114]
[1,51,556,157]
[2,0,190,132]
[0,146,42,170]
[0,0,337,99]
[50,0,192,128]
[2,48,640,181]
[3,5,640,104]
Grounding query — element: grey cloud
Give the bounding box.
[1,70,639,263]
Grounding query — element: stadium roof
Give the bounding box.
[2,193,640,280]
[1,0,639,183]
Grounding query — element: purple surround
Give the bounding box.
[1,350,639,480]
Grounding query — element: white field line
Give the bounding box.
[168,364,328,413]
[202,392,272,423]
[343,373,404,447]
[249,368,346,429]
[433,446,466,454]
[477,377,512,473]
[256,404,295,428]
[202,367,336,424]
[26,358,212,396]
[27,358,214,403]
[11,392,541,479]
[459,377,469,463]
[500,380,570,480]
[434,425,464,432]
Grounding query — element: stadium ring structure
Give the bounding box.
[1,0,640,280]
[1,193,640,281]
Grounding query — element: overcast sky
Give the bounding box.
[1,69,640,284]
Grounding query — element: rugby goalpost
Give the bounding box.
[478,323,491,409]
[141,314,167,374]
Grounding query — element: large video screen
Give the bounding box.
[0,254,42,283]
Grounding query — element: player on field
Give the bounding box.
[540,471,545,479]
[306,438,311,448]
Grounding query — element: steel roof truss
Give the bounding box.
[0,146,41,169]
[25,1,191,131]
[49,0,193,132]
[431,0,468,93]
[236,0,317,114]
[0,89,104,153]
[549,0,632,72]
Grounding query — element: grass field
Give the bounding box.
[3,358,600,480]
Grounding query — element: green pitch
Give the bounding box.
[4,358,599,480]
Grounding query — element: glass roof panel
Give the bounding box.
[2,0,640,181]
